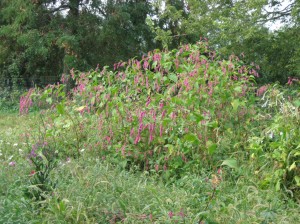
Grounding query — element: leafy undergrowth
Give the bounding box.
[1,41,300,223]
[1,121,300,223]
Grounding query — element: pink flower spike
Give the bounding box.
[159,101,164,110]
[149,133,154,143]
[136,60,141,70]
[143,60,149,70]
[161,110,166,118]
[134,135,140,145]
[256,85,268,96]
[163,164,167,171]
[160,124,163,137]
[178,209,185,218]
[146,96,151,107]
[146,77,149,88]
[130,128,135,137]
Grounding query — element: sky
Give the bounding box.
[265,0,293,30]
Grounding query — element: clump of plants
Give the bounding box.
[21,41,261,178]
[0,87,23,112]
[20,41,300,201]
[23,139,58,205]
[248,83,300,200]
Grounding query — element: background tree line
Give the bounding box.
[0,0,299,89]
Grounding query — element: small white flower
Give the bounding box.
[13,143,18,147]
[8,155,14,161]
[80,148,85,153]
[280,132,283,136]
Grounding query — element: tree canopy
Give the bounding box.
[0,0,299,88]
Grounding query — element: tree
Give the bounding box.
[147,0,300,83]
[0,0,155,89]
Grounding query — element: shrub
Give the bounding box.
[22,41,260,179]
[248,84,300,199]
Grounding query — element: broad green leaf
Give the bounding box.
[231,99,240,112]
[184,133,200,144]
[168,74,178,82]
[221,158,238,170]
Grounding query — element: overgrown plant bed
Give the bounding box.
[1,124,300,223]
[20,41,300,198]
[2,41,298,222]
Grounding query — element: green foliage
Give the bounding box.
[25,41,260,180]
[24,140,58,203]
[248,84,300,198]
[0,0,299,87]
[148,0,300,84]
[0,87,23,112]
[0,0,155,89]
[1,40,299,223]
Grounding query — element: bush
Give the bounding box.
[248,84,300,199]
[0,87,23,112]
[22,41,259,178]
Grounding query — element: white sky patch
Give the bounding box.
[264,0,294,31]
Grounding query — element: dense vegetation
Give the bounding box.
[0,0,300,223]
[0,0,299,92]
[1,41,299,223]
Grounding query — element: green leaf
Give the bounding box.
[56,103,65,115]
[118,200,127,212]
[231,99,240,112]
[165,144,174,154]
[206,141,217,154]
[221,158,238,170]
[46,97,52,104]
[168,74,178,82]
[289,162,296,171]
[37,152,49,166]
[294,100,300,107]
[234,86,242,93]
[184,133,200,144]
[275,180,281,191]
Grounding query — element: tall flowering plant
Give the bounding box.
[21,41,259,177]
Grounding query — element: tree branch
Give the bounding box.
[48,4,70,13]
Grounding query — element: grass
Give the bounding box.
[1,112,300,223]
